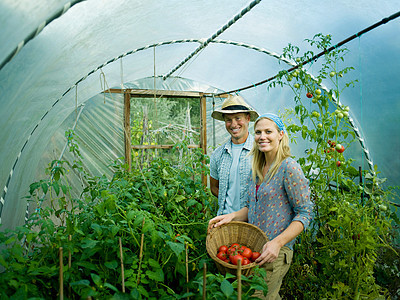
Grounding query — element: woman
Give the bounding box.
[208,113,314,299]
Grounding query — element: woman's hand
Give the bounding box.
[254,220,304,265]
[255,239,281,265]
[208,213,234,233]
[207,207,249,233]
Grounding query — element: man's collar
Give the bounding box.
[224,132,253,151]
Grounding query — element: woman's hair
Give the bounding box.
[250,117,291,184]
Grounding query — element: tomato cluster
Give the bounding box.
[325,140,345,154]
[216,243,261,266]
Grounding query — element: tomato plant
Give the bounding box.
[269,33,399,299]
[0,133,270,299]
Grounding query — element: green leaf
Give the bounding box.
[52,181,60,196]
[29,182,41,195]
[111,225,120,236]
[104,283,119,292]
[81,238,98,249]
[174,195,186,202]
[137,285,149,298]
[148,258,160,268]
[91,223,102,235]
[41,182,48,195]
[105,260,118,269]
[186,199,198,207]
[0,254,9,268]
[221,279,234,297]
[127,210,135,221]
[76,261,98,271]
[95,204,105,217]
[146,269,164,282]
[91,273,102,286]
[70,279,90,287]
[5,235,16,245]
[133,214,145,227]
[166,241,185,257]
[74,227,85,235]
[61,184,68,195]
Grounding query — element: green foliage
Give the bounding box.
[130,96,201,168]
[271,33,399,299]
[0,135,264,299]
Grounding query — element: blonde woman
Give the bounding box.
[209,113,314,299]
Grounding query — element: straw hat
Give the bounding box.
[211,95,259,121]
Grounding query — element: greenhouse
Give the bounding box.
[0,0,399,298]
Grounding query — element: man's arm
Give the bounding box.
[210,177,219,197]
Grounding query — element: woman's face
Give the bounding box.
[254,118,284,154]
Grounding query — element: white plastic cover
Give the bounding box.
[0,0,399,229]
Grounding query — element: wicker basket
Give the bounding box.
[206,221,268,277]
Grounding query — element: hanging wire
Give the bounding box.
[212,95,216,148]
[120,57,124,90]
[99,69,115,103]
[75,85,78,121]
[358,35,365,204]
[153,46,158,155]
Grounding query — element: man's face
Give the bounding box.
[223,113,250,144]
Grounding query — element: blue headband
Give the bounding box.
[256,113,286,133]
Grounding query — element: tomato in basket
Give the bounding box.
[216,242,261,265]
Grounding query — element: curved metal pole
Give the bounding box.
[0,0,87,72]
[162,0,262,80]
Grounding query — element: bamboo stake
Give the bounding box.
[59,247,64,300]
[68,235,72,268]
[237,259,242,300]
[185,242,189,299]
[119,237,125,293]
[68,235,71,298]
[202,262,207,300]
[137,217,146,285]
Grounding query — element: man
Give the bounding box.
[210,94,259,215]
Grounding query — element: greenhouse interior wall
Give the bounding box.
[0,1,399,243]
[1,0,399,232]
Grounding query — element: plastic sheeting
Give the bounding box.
[0,0,399,229]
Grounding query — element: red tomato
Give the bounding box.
[230,254,244,265]
[306,92,313,98]
[251,252,261,262]
[335,144,345,153]
[242,247,253,259]
[237,245,246,254]
[218,245,228,253]
[231,243,240,249]
[217,251,228,261]
[227,246,237,256]
[242,257,251,265]
[336,161,341,167]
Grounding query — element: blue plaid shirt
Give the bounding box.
[210,134,254,215]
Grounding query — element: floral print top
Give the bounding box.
[246,157,313,249]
